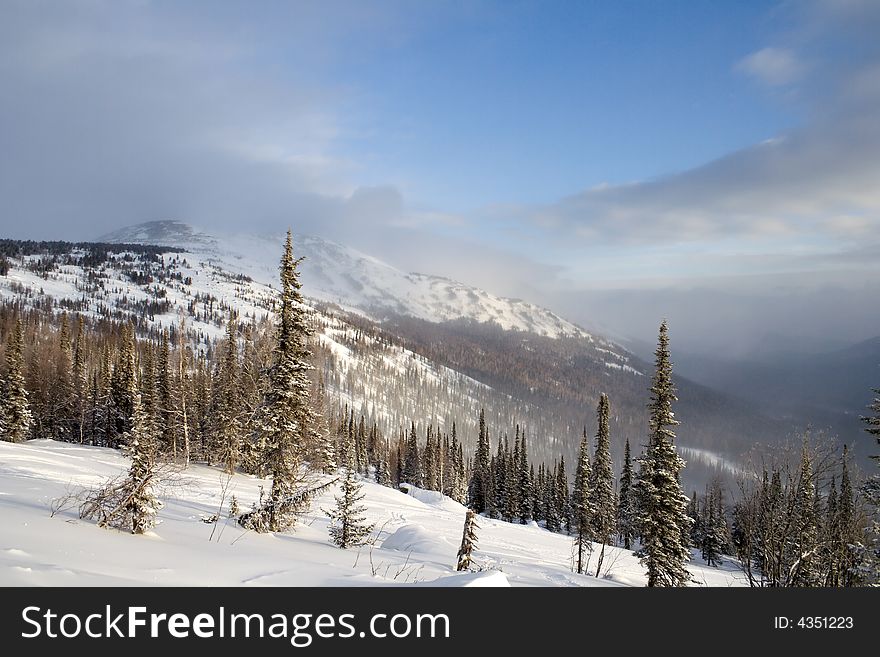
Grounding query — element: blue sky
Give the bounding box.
[330,1,798,211]
[1,0,878,352]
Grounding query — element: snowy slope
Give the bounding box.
[98,221,595,340]
[0,440,746,587]
[0,242,499,443]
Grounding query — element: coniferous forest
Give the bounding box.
[1,233,877,587]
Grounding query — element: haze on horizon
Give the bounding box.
[1,0,879,357]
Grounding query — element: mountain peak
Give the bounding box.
[98,220,216,248]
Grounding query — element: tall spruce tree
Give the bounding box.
[589,393,616,575]
[571,431,594,574]
[110,322,137,447]
[156,329,176,456]
[468,408,491,513]
[252,231,317,532]
[71,315,87,443]
[617,438,636,549]
[518,432,533,523]
[1,318,32,443]
[634,320,692,587]
[56,312,74,440]
[790,438,820,586]
[557,455,570,533]
[215,309,241,474]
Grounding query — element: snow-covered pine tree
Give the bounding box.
[123,391,163,534]
[110,322,137,448]
[688,490,702,549]
[368,423,380,477]
[487,452,500,519]
[215,309,241,474]
[491,437,507,520]
[175,315,191,465]
[468,408,491,513]
[355,415,368,475]
[71,315,87,443]
[507,432,520,522]
[423,425,438,491]
[454,441,467,503]
[529,463,537,520]
[518,432,533,523]
[310,376,336,473]
[55,312,74,441]
[95,344,114,447]
[326,464,373,548]
[394,439,403,487]
[139,341,158,438]
[835,445,862,586]
[325,428,373,549]
[249,231,319,533]
[634,320,692,587]
[80,365,163,534]
[700,481,728,567]
[534,463,546,522]
[403,421,422,486]
[790,438,820,586]
[557,455,570,533]
[156,328,176,455]
[821,475,840,585]
[571,431,594,574]
[545,461,561,532]
[589,393,616,575]
[1,318,33,443]
[861,385,880,584]
[376,441,392,487]
[455,509,480,571]
[617,438,636,549]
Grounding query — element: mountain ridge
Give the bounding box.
[98,221,598,342]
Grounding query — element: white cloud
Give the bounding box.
[736,47,805,86]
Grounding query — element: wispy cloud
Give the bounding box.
[736,47,805,86]
[510,0,880,256]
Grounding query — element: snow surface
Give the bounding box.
[0,440,747,587]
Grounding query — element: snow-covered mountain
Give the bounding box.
[0,222,780,488]
[99,221,593,340]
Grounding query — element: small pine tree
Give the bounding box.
[124,392,163,534]
[325,464,374,549]
[456,509,480,571]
